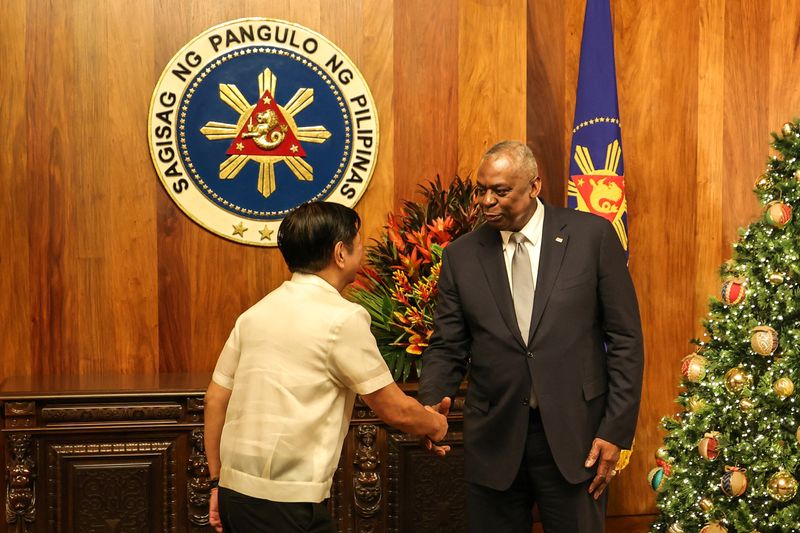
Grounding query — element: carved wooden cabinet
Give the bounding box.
[0,376,465,533]
[331,388,466,533]
[0,374,214,533]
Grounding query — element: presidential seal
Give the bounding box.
[148,18,379,246]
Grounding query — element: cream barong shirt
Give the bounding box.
[212,273,394,503]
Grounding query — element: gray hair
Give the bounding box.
[481,141,538,182]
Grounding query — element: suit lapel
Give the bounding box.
[528,204,568,344]
[476,225,526,348]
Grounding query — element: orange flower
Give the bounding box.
[351,278,370,291]
[415,280,434,302]
[393,311,411,325]
[391,288,410,306]
[392,270,412,292]
[428,216,455,243]
[406,333,429,355]
[404,308,425,327]
[406,344,424,355]
[386,214,405,250]
[397,248,423,277]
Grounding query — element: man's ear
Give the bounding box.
[333,241,346,268]
[529,176,542,198]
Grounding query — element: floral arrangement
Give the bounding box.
[349,176,483,381]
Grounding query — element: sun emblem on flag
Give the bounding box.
[199,68,331,199]
[568,139,628,249]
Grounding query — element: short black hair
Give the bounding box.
[278,201,361,273]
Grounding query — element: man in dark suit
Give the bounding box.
[418,141,644,532]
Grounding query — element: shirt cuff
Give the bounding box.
[212,372,234,390]
[350,371,394,396]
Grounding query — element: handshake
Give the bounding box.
[360,385,451,456]
[422,396,451,456]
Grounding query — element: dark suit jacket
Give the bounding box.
[418,203,644,490]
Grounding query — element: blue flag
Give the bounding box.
[568,0,628,252]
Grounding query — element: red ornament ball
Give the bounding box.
[698,432,720,460]
[765,201,793,229]
[721,277,747,305]
[681,353,707,383]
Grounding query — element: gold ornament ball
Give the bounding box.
[699,497,714,512]
[668,524,685,533]
[755,174,772,190]
[767,469,798,502]
[700,523,728,533]
[724,367,751,393]
[796,426,800,444]
[774,377,795,398]
[795,169,800,182]
[783,122,795,136]
[720,466,748,497]
[688,395,706,412]
[750,325,779,356]
[739,397,755,411]
[769,272,785,285]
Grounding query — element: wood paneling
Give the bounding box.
[4,0,800,521]
[527,0,569,205]
[458,0,527,179]
[393,0,459,201]
[0,0,31,381]
[614,0,702,517]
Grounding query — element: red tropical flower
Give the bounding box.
[347,176,483,380]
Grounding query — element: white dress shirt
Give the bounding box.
[499,197,545,292]
[212,273,394,503]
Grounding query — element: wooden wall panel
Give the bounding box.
[0,0,31,380]
[26,1,81,377]
[723,1,770,250]
[393,0,459,202]
[612,0,702,517]
[767,2,800,128]
[457,0,527,179]
[527,0,569,205]
[357,0,395,242]
[694,0,726,341]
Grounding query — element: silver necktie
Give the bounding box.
[511,232,538,409]
[510,232,534,341]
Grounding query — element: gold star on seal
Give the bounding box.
[232,222,248,237]
[290,144,299,153]
[263,96,272,104]
[259,225,274,241]
[236,142,244,151]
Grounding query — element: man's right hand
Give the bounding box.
[423,397,451,456]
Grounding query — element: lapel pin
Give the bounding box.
[555,236,564,243]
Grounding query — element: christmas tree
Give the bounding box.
[651,120,800,533]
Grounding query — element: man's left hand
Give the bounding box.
[209,487,222,532]
[584,438,621,500]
